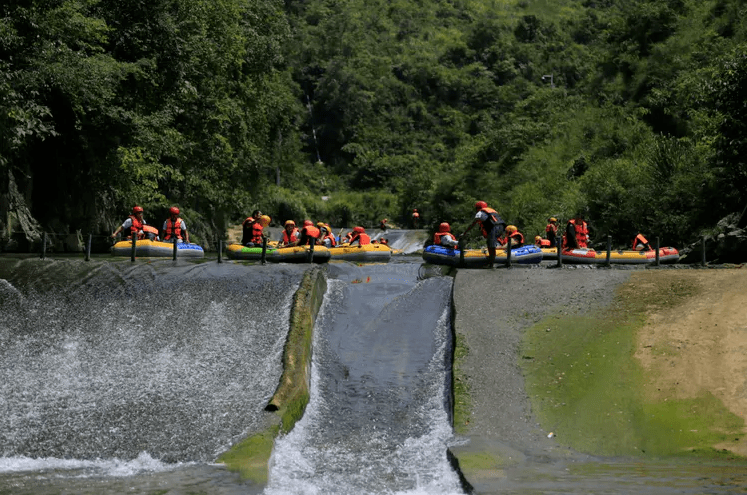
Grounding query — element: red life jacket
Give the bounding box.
[479,207,502,238]
[282,228,300,244]
[351,232,371,245]
[538,238,551,247]
[546,223,557,234]
[164,217,183,240]
[128,215,144,239]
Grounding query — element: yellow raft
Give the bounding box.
[327,243,392,262]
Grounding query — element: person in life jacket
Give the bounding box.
[462,200,506,268]
[545,217,559,247]
[111,206,150,240]
[564,212,590,250]
[349,226,371,246]
[433,222,459,249]
[411,209,420,228]
[317,222,337,248]
[162,206,189,243]
[241,209,265,247]
[379,218,388,231]
[295,220,321,246]
[498,225,524,248]
[535,235,551,248]
[281,220,300,246]
[632,233,653,251]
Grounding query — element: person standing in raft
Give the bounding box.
[241,210,264,247]
[349,226,371,246]
[433,222,459,249]
[545,217,559,247]
[563,212,590,250]
[632,233,653,251]
[294,220,321,246]
[280,220,300,246]
[462,200,506,268]
[111,206,150,240]
[162,206,190,244]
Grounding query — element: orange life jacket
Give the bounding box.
[350,232,371,245]
[322,232,337,247]
[299,226,321,245]
[164,217,183,240]
[546,223,558,234]
[479,207,502,238]
[242,218,263,244]
[282,228,300,245]
[632,233,650,250]
[433,232,455,245]
[538,238,551,247]
[564,219,589,249]
[128,215,144,239]
[509,231,524,246]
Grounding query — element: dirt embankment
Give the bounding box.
[634,269,747,455]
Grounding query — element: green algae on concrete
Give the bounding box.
[218,266,327,481]
[452,331,472,435]
[520,277,745,458]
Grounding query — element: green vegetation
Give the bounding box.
[452,332,472,434]
[521,282,744,457]
[2,0,746,249]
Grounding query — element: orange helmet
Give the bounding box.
[132,206,144,214]
[505,225,517,234]
[284,220,295,227]
[353,226,365,233]
[169,206,180,216]
[438,222,451,233]
[475,201,487,210]
[259,215,271,227]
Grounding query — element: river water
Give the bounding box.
[1,257,747,494]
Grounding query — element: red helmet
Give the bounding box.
[475,201,488,210]
[353,226,365,233]
[132,206,144,214]
[438,222,451,233]
[303,220,313,227]
[169,206,180,216]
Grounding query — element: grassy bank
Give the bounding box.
[218,266,327,482]
[520,271,745,458]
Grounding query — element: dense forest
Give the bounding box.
[1,0,746,250]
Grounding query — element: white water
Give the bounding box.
[265,271,464,495]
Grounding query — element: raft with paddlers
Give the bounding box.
[422,244,543,267]
[225,243,331,263]
[328,243,392,263]
[111,239,205,258]
[558,246,680,264]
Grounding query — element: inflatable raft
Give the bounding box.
[225,243,331,263]
[560,247,679,264]
[111,239,205,258]
[328,243,392,263]
[422,244,543,267]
